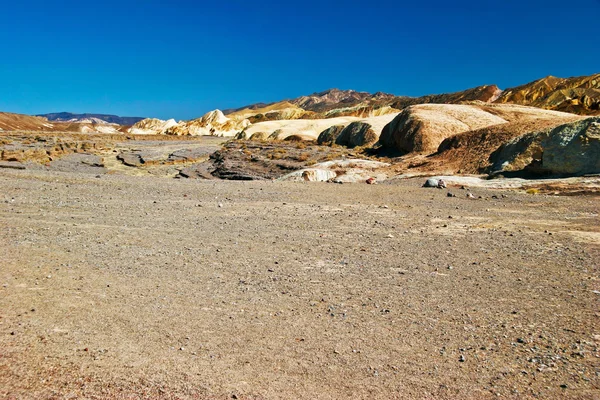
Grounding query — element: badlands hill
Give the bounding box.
[38,112,145,125]
[495,73,600,115]
[0,112,57,131]
[225,73,599,121]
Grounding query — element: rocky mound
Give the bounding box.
[317,125,346,145]
[379,104,508,154]
[128,118,179,135]
[495,73,600,115]
[426,112,584,175]
[226,101,308,123]
[489,117,600,176]
[334,122,378,148]
[165,110,250,136]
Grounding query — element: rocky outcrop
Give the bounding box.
[317,125,345,145]
[165,110,250,137]
[279,159,390,183]
[334,122,378,148]
[128,118,179,135]
[379,104,508,154]
[490,117,600,176]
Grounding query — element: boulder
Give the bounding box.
[279,168,337,182]
[317,125,345,145]
[335,122,378,148]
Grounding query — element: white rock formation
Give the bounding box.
[128,118,179,135]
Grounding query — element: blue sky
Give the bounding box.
[0,0,598,120]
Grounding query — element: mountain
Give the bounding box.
[37,112,145,126]
[224,85,502,121]
[224,73,600,121]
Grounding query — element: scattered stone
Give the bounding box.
[366,177,377,185]
[459,355,466,362]
[423,178,439,188]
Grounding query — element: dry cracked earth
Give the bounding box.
[0,164,599,399]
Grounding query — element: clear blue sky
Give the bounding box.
[1,0,598,120]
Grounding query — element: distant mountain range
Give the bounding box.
[37,112,145,126]
[225,73,600,122]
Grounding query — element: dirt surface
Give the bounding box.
[1,167,598,399]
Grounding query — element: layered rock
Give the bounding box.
[165,110,250,137]
[490,117,600,176]
[128,118,179,135]
[279,159,390,182]
[495,73,600,115]
[334,122,378,148]
[317,125,345,145]
[379,104,508,154]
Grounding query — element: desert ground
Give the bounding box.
[1,140,599,399]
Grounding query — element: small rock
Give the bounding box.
[366,177,377,185]
[459,355,466,362]
[447,192,455,197]
[423,178,439,188]
[466,193,475,199]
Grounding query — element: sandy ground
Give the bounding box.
[0,168,599,399]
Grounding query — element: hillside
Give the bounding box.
[494,73,600,115]
[224,73,599,121]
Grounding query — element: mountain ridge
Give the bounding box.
[37,112,145,126]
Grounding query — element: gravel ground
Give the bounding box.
[0,168,598,399]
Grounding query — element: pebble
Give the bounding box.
[459,355,466,362]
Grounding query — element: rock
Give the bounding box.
[379,104,508,154]
[423,178,446,188]
[117,153,144,167]
[459,355,466,362]
[301,169,337,182]
[249,132,268,141]
[49,154,107,174]
[466,193,475,199]
[366,177,377,185]
[335,122,378,148]
[165,110,250,137]
[0,161,26,170]
[128,118,179,135]
[490,117,600,176]
[423,178,439,188]
[317,125,345,145]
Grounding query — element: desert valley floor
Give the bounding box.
[1,165,598,399]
